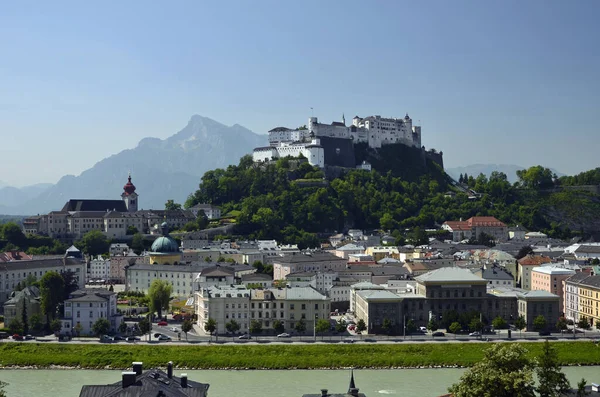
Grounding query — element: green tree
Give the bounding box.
[29,314,43,333]
[73,322,83,338]
[335,319,347,333]
[427,318,439,333]
[380,213,396,232]
[515,315,527,335]
[448,343,536,397]
[469,318,483,333]
[315,319,330,339]
[249,319,262,336]
[533,315,548,332]
[536,340,571,397]
[273,319,285,334]
[138,317,151,340]
[382,318,393,335]
[23,273,37,287]
[181,319,193,340]
[577,316,591,330]
[405,319,417,335]
[165,200,182,211]
[118,321,128,334]
[50,319,62,336]
[516,166,556,190]
[294,319,306,334]
[8,317,24,335]
[449,322,462,337]
[492,316,507,330]
[148,279,172,319]
[577,378,589,397]
[204,318,217,340]
[92,318,110,337]
[225,319,241,340]
[131,233,145,255]
[556,317,568,333]
[40,271,65,321]
[0,380,7,397]
[77,230,110,256]
[356,319,367,333]
[126,225,139,235]
[1,222,27,248]
[516,246,534,260]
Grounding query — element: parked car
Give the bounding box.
[12,334,23,341]
[469,332,481,337]
[157,321,168,326]
[100,335,112,342]
[277,333,291,338]
[170,327,179,332]
[343,338,356,343]
[153,333,163,338]
[238,334,252,339]
[347,324,356,331]
[126,336,141,342]
[158,335,171,341]
[113,335,126,341]
[538,330,551,336]
[24,334,34,340]
[419,326,428,332]
[432,332,445,337]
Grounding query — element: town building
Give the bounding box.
[516,290,561,331]
[517,255,553,290]
[126,263,207,297]
[79,361,209,397]
[573,245,600,260]
[189,203,221,220]
[61,288,122,336]
[442,216,508,242]
[89,255,111,281]
[334,244,365,259]
[110,252,148,284]
[531,266,575,315]
[109,243,130,256]
[273,251,348,280]
[148,223,182,265]
[194,265,236,290]
[564,273,600,327]
[508,225,528,240]
[474,265,515,287]
[240,273,273,288]
[3,286,43,329]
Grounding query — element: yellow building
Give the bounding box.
[564,273,600,327]
[364,246,400,262]
[148,222,182,265]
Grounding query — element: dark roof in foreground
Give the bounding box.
[62,199,128,212]
[79,368,208,397]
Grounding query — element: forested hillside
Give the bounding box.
[185,153,600,246]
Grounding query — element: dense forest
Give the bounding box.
[184,146,600,246]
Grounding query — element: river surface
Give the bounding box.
[0,367,598,396]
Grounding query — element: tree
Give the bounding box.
[449,322,462,337]
[516,166,555,190]
[249,319,262,336]
[382,318,393,335]
[92,318,110,337]
[165,200,182,211]
[225,319,240,340]
[2,222,27,248]
[577,379,589,397]
[40,271,65,322]
[74,322,83,338]
[356,319,367,333]
[50,319,62,336]
[204,318,217,340]
[77,230,110,256]
[273,319,285,334]
[8,318,24,335]
[533,315,547,332]
[295,319,306,334]
[577,316,591,330]
[335,319,347,333]
[469,318,483,333]
[60,270,79,301]
[21,300,28,335]
[427,318,439,333]
[515,315,527,335]
[315,319,330,339]
[147,279,172,319]
[492,316,507,330]
[0,380,7,397]
[118,321,127,334]
[126,226,138,235]
[516,246,534,260]
[29,314,43,333]
[596,321,600,331]
[131,233,145,255]
[405,319,417,335]
[536,340,571,397]
[448,343,536,397]
[556,317,568,333]
[138,317,151,340]
[181,319,193,340]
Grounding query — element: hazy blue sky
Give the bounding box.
[1,0,599,186]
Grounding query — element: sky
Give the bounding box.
[1,0,599,187]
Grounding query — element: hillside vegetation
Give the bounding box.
[184,148,600,245]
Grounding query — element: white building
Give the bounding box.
[196,285,252,335]
[126,263,208,297]
[253,138,325,168]
[334,243,365,259]
[189,204,221,220]
[193,265,236,291]
[61,288,122,336]
[89,256,111,281]
[109,243,130,256]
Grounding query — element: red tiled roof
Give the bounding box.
[0,251,33,262]
[443,221,471,231]
[467,216,506,227]
[518,255,552,266]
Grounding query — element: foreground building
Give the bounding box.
[531,266,575,315]
[3,286,43,328]
[61,288,122,336]
[564,272,600,327]
[442,216,508,242]
[79,361,209,397]
[303,370,366,397]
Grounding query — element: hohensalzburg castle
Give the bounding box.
[253,113,424,168]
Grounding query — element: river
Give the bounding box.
[0,367,598,396]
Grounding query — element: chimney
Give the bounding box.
[321,389,328,397]
[349,388,360,397]
[180,374,188,388]
[167,361,173,379]
[132,361,143,375]
[122,371,137,388]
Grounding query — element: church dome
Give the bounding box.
[123,174,136,196]
[151,236,179,253]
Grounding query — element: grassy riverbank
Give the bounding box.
[1,342,600,369]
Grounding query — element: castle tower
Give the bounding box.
[342,113,346,126]
[121,172,138,212]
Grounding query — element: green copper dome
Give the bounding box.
[150,222,179,253]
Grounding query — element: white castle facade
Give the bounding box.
[253,113,422,168]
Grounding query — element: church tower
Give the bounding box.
[121,172,138,212]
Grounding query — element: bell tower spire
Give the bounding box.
[121,172,138,212]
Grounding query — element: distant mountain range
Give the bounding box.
[446,164,565,184]
[0,116,265,215]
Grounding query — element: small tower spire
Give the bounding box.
[342,113,346,126]
[348,369,356,392]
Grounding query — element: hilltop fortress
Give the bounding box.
[253,113,442,169]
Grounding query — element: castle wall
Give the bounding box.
[318,136,356,168]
